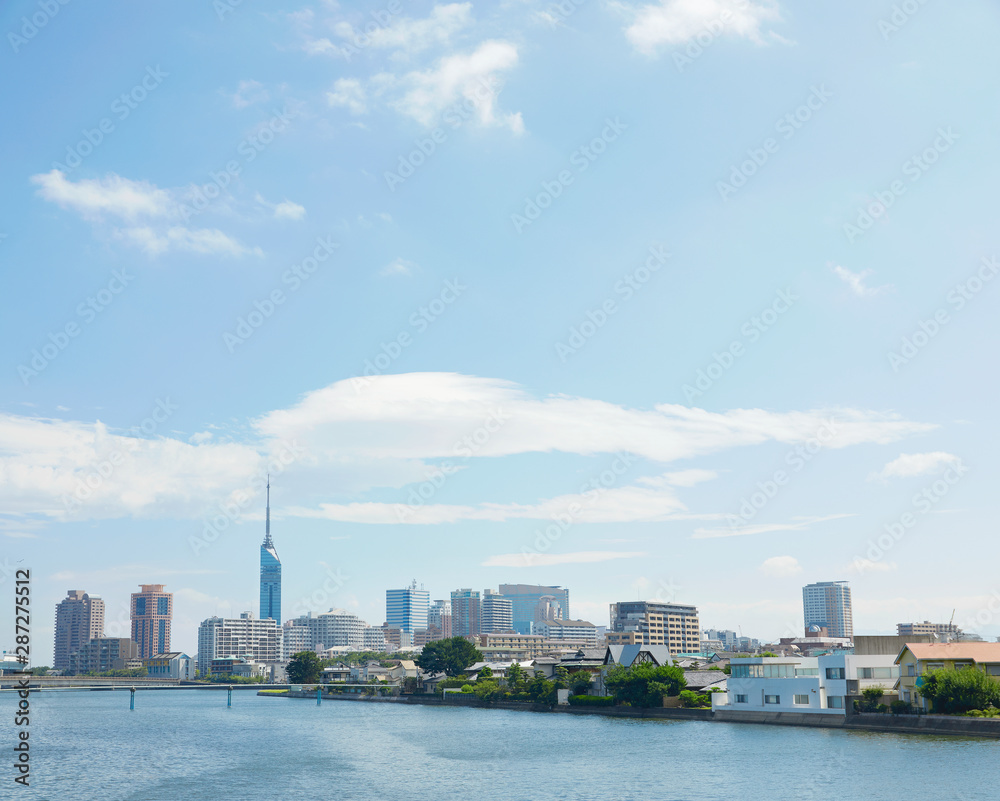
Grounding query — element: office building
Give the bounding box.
[197,612,281,676]
[425,599,452,641]
[498,584,570,634]
[451,589,481,638]
[67,637,137,675]
[385,581,429,634]
[260,479,281,622]
[480,590,514,634]
[802,581,853,639]
[537,618,597,644]
[131,584,173,660]
[609,601,701,652]
[53,590,105,671]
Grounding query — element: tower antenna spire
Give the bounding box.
[264,474,272,546]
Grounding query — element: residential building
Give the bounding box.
[535,595,564,624]
[498,584,570,634]
[131,584,172,660]
[210,656,268,678]
[281,622,313,660]
[382,625,412,650]
[260,480,281,622]
[703,629,740,650]
[385,581,429,634]
[609,601,701,652]
[53,590,105,672]
[604,644,674,668]
[477,633,548,661]
[481,590,514,634]
[67,637,137,675]
[897,621,961,640]
[451,589,481,638]
[895,642,1000,710]
[143,652,195,680]
[720,652,898,713]
[197,612,281,676]
[537,619,597,644]
[287,609,366,651]
[802,581,853,639]
[606,631,642,645]
[364,626,387,651]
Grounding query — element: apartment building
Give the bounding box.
[609,601,700,652]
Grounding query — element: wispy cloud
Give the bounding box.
[832,264,891,297]
[694,513,855,539]
[380,258,416,277]
[229,79,269,109]
[870,452,961,480]
[759,555,802,577]
[620,0,783,56]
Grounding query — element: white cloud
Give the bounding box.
[832,265,891,297]
[622,0,782,56]
[390,40,522,132]
[759,555,802,577]
[274,200,306,220]
[848,558,898,574]
[870,452,962,481]
[357,3,473,56]
[693,514,855,539]
[327,78,367,114]
[380,258,416,277]
[482,550,645,567]
[31,170,260,258]
[230,79,269,109]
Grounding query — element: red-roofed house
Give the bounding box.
[895,642,1000,710]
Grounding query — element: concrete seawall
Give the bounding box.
[270,691,1000,738]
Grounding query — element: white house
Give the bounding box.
[716,653,898,714]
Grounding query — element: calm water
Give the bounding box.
[4,690,998,800]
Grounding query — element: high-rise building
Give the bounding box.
[802,581,853,639]
[53,590,105,671]
[131,584,173,660]
[260,479,281,623]
[385,580,429,634]
[609,601,700,653]
[286,609,367,651]
[451,589,481,638]
[481,590,513,633]
[498,584,570,634]
[197,612,282,676]
[426,600,452,640]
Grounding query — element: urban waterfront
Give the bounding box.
[5,691,997,801]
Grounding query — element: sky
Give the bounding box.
[2,0,999,666]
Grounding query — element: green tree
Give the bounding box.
[568,671,593,696]
[477,665,493,681]
[553,666,570,689]
[287,651,322,684]
[473,679,503,702]
[919,667,1000,714]
[527,674,557,704]
[604,662,687,708]
[506,662,525,692]
[416,637,483,677]
[760,652,779,658]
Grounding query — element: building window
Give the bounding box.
[858,667,894,680]
[987,666,1000,676]
[764,695,780,705]
[825,667,845,680]
[157,597,169,616]
[907,664,915,677]
[827,696,844,709]
[135,598,146,616]
[794,694,810,705]
[735,694,748,704]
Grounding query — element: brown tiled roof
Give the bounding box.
[898,642,1000,663]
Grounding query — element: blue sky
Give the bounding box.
[3,0,1000,665]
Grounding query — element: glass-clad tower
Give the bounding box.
[260,479,281,622]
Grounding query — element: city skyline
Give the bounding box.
[4,1,1000,667]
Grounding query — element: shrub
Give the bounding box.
[460,684,473,693]
[680,689,712,708]
[568,695,615,707]
[890,699,911,715]
[919,667,1000,714]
